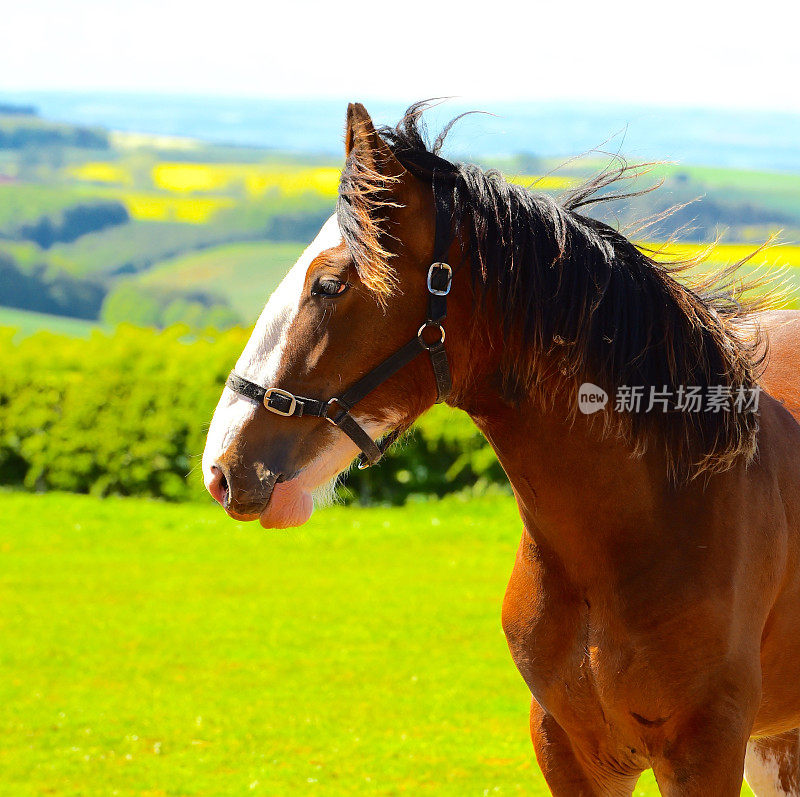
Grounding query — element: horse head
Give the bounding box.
[202,103,470,527]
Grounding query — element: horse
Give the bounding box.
[202,102,800,796]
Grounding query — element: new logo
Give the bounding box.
[577,383,608,414]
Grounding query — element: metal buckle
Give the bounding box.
[427,262,452,296]
[324,397,349,425]
[418,321,446,350]
[264,388,297,416]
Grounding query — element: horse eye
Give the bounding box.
[313,278,348,297]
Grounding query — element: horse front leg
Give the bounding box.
[530,699,640,797]
[651,677,760,797]
[503,536,640,795]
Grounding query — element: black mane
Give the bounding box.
[340,102,769,480]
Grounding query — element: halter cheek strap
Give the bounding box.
[227,170,455,469]
[225,260,453,469]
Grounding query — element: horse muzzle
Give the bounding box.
[205,459,281,520]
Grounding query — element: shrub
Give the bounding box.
[0,326,504,503]
[0,326,239,500]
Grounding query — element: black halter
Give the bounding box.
[225,195,454,469]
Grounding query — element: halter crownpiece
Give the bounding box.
[225,259,453,469]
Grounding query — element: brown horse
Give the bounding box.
[202,102,800,795]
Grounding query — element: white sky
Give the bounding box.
[3,0,800,111]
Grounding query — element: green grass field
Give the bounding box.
[0,183,111,230]
[46,221,243,279]
[676,165,800,218]
[1,491,757,796]
[138,241,305,318]
[0,307,100,338]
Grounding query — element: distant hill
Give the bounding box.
[0,102,38,116]
[5,92,800,172]
[135,240,304,319]
[0,106,108,150]
[0,100,798,334]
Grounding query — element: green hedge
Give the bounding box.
[0,325,505,503]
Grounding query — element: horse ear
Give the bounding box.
[340,103,430,299]
[344,103,406,180]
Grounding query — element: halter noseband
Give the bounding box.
[224,197,454,470]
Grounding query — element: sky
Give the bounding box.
[4,0,800,112]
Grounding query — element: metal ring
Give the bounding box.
[324,397,348,425]
[418,321,445,350]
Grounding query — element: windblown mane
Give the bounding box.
[337,102,772,481]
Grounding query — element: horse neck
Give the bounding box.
[451,345,670,584]
[439,234,679,582]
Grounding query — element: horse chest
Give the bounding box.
[503,553,592,708]
[504,598,601,719]
[502,543,649,734]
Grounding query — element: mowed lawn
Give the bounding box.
[2,492,753,796]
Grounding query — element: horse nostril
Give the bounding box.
[207,460,277,519]
[218,470,229,509]
[207,464,230,509]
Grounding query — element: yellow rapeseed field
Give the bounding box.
[151,163,574,198]
[152,163,235,193]
[68,162,131,185]
[243,167,341,198]
[152,163,342,198]
[644,241,800,269]
[506,174,576,191]
[121,193,235,223]
[67,161,580,225]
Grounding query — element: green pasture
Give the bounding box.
[138,241,305,318]
[45,221,241,279]
[0,307,100,339]
[1,491,757,796]
[0,183,105,230]
[678,165,800,218]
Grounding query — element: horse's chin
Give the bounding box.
[259,479,314,529]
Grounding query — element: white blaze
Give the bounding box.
[202,215,342,475]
